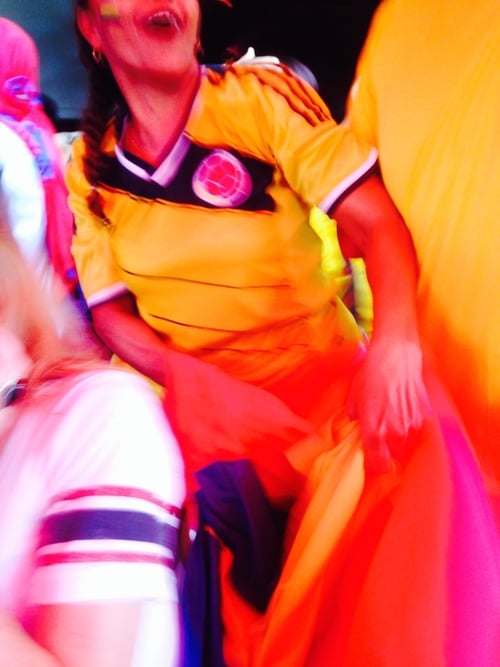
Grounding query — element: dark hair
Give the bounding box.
[72,0,218,223]
[74,0,127,224]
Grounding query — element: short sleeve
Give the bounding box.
[268,94,378,212]
[66,137,128,307]
[0,123,46,266]
[28,370,185,605]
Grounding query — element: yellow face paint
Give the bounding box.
[100,3,120,19]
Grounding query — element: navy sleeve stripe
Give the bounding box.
[38,509,178,551]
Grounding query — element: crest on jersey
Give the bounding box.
[192,149,253,208]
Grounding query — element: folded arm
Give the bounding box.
[91,293,170,386]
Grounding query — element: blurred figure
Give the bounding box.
[0,232,185,666]
[66,2,500,666]
[345,0,500,494]
[0,17,77,295]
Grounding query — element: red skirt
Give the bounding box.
[163,347,500,667]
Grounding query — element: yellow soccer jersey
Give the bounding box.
[68,65,376,357]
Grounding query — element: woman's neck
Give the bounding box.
[120,65,201,166]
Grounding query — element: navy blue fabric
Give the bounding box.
[181,529,225,667]
[181,459,289,667]
[196,460,288,610]
[38,509,177,550]
[99,144,275,212]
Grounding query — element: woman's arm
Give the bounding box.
[0,603,140,667]
[1,600,180,667]
[332,174,430,472]
[0,608,60,667]
[0,370,185,667]
[91,293,169,386]
[0,125,55,290]
[334,174,419,341]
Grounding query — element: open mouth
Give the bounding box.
[146,11,180,29]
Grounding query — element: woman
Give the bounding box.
[68,1,500,665]
[0,17,77,294]
[0,234,185,667]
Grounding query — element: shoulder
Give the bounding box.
[360,0,412,50]
[65,134,85,190]
[34,369,185,506]
[200,63,332,126]
[0,119,16,140]
[67,124,116,191]
[63,367,156,397]
[0,120,35,160]
[46,369,167,430]
[31,368,175,458]
[67,132,87,177]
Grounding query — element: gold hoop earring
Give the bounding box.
[92,48,103,64]
[195,39,204,57]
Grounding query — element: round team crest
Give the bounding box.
[192,149,253,207]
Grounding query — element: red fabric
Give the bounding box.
[162,349,309,505]
[165,345,500,666]
[251,368,500,667]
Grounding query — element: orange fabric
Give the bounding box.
[254,426,447,666]
[224,373,500,666]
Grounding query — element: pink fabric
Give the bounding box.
[0,18,45,129]
[0,18,77,292]
[426,371,500,665]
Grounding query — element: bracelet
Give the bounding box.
[0,379,27,409]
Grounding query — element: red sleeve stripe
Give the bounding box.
[49,486,182,518]
[36,551,176,569]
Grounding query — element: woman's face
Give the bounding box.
[77,0,201,85]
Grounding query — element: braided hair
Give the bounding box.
[73,0,220,223]
[74,0,127,225]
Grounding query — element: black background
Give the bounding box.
[201,0,380,119]
[1,0,380,125]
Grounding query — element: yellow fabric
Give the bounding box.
[67,66,375,377]
[308,207,351,295]
[309,207,373,336]
[350,257,372,337]
[346,0,500,482]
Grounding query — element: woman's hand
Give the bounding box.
[346,338,431,474]
[333,175,432,474]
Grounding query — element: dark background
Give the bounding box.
[1,0,380,126]
[201,0,380,120]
